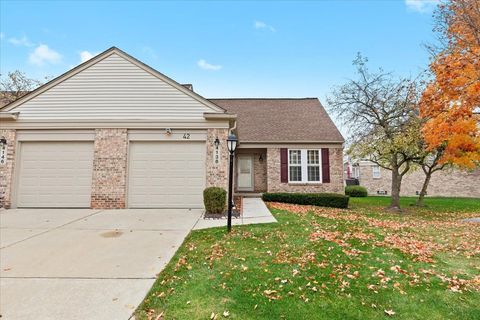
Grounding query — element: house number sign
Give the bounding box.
[213,143,221,166]
[0,142,6,166]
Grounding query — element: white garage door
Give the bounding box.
[128,141,206,208]
[16,141,94,208]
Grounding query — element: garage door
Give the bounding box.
[128,141,206,208]
[16,141,94,208]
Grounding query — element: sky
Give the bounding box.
[0,0,438,106]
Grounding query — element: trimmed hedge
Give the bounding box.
[203,187,227,214]
[262,192,349,209]
[345,185,368,197]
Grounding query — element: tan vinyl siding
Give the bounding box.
[14,53,215,121]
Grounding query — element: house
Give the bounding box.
[0,47,344,209]
[344,158,480,198]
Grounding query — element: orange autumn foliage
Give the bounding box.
[420,0,480,168]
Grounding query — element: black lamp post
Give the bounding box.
[226,133,238,232]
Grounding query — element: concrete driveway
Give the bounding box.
[0,208,202,320]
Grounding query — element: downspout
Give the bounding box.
[229,119,237,136]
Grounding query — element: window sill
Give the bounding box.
[287,182,323,186]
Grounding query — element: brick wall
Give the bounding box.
[359,163,480,198]
[206,128,229,191]
[266,147,344,193]
[0,129,16,208]
[90,129,128,209]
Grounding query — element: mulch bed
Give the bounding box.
[203,210,241,219]
[203,195,243,219]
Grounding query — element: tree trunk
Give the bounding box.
[390,168,402,211]
[416,170,432,207]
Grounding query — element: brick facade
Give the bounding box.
[206,128,230,191]
[358,163,480,198]
[2,127,348,209]
[90,129,128,209]
[266,147,344,193]
[0,129,16,208]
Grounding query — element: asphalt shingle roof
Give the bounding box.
[209,98,344,143]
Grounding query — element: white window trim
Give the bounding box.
[288,149,323,183]
[372,165,381,179]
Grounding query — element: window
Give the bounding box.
[288,149,322,183]
[289,150,302,182]
[352,166,360,179]
[372,165,381,179]
[307,150,320,182]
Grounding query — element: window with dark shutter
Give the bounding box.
[280,148,288,183]
[321,148,330,183]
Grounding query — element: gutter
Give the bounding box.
[203,112,237,120]
[0,112,19,120]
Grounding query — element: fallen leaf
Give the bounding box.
[385,309,396,316]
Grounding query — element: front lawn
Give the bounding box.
[136,197,480,319]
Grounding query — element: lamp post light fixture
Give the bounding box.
[226,133,238,232]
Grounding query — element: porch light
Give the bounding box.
[259,154,264,162]
[227,134,238,153]
[226,133,238,232]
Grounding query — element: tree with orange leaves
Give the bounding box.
[418,0,480,205]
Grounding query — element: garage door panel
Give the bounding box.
[128,141,206,208]
[16,142,94,208]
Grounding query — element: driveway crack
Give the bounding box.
[0,210,104,249]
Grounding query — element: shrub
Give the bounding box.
[262,192,349,209]
[203,187,227,214]
[345,185,368,197]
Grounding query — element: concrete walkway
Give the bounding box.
[0,208,202,320]
[193,197,277,230]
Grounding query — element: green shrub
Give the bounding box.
[262,192,349,209]
[345,185,368,197]
[203,187,227,214]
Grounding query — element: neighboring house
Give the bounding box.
[344,158,480,198]
[0,47,344,209]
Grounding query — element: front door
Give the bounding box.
[237,155,253,191]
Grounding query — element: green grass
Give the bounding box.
[350,196,480,213]
[136,197,480,319]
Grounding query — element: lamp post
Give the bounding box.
[226,133,238,232]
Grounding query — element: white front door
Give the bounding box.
[237,156,253,191]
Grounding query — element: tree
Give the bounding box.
[414,143,449,206]
[328,55,422,211]
[420,0,480,170]
[0,71,43,104]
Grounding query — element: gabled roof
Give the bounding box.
[1,47,226,114]
[209,98,344,143]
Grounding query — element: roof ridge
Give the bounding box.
[208,97,318,100]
